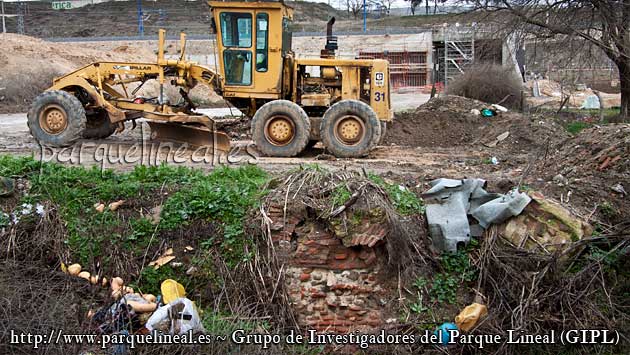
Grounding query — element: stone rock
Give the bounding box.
[552,174,568,186]
[326,272,337,287]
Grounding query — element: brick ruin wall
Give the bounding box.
[267,203,394,333]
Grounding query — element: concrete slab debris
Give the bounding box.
[422,178,531,252]
[500,191,593,254]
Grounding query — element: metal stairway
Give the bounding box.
[442,26,475,87]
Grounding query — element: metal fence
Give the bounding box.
[45,28,436,42]
[358,50,429,88]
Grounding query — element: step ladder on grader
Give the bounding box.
[27,1,392,158]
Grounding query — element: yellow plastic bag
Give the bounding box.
[455,303,488,331]
[161,279,186,304]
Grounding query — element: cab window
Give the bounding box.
[223,51,252,86]
[220,12,252,48]
[220,12,253,85]
[256,13,269,72]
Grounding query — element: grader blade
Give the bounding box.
[147,122,231,153]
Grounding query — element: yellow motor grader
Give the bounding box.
[28,1,392,158]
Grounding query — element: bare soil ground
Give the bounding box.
[1,0,472,37]
[531,124,630,225]
[2,95,627,226]
[1,94,629,355]
[0,34,154,113]
[385,95,570,154]
[0,33,626,227]
[0,34,426,113]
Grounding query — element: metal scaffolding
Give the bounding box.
[437,26,475,88]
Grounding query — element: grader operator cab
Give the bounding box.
[27,1,392,158]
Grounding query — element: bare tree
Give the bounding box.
[407,0,422,14]
[471,0,630,117]
[379,0,395,14]
[407,0,443,15]
[346,0,363,18]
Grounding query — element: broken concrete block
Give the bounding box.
[422,178,529,252]
[500,191,592,253]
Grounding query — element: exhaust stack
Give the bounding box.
[321,17,338,58]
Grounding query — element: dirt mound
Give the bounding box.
[1,33,153,73]
[536,124,630,224]
[384,95,569,153]
[0,34,154,113]
[384,95,496,148]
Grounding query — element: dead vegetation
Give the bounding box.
[0,155,628,354]
[0,66,63,111]
[255,166,429,272]
[532,124,630,226]
[446,64,523,109]
[473,226,630,353]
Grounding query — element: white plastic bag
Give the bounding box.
[145,297,205,335]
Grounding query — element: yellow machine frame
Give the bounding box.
[209,1,392,122]
[29,1,392,158]
[48,31,219,125]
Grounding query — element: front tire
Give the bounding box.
[27,90,86,147]
[320,100,381,158]
[251,100,311,157]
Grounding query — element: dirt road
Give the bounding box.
[0,108,530,198]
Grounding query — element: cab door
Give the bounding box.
[218,11,254,87]
[216,8,283,99]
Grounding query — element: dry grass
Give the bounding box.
[446,63,524,109]
[1,164,627,354]
[471,225,630,353]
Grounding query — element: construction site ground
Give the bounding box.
[2,96,628,227]
[1,33,629,355]
[1,33,628,226]
[1,0,472,37]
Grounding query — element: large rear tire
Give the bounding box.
[27,90,86,147]
[251,100,311,157]
[320,100,381,158]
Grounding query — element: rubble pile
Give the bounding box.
[384,95,569,153]
[537,124,630,223]
[525,79,621,109]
